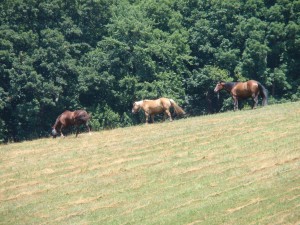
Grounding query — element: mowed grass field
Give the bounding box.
[0,102,300,225]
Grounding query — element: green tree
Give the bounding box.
[186,66,231,114]
[0,0,299,141]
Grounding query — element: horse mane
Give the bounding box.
[135,100,145,105]
[224,82,238,91]
[52,114,62,129]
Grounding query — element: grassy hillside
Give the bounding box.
[0,102,299,225]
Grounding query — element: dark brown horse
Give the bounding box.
[132,97,185,124]
[51,110,91,138]
[214,80,268,111]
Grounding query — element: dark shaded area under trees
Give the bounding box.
[0,0,299,142]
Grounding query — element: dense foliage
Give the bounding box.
[0,0,299,142]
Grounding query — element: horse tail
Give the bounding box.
[169,99,185,115]
[257,82,268,106]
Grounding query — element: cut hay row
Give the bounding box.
[0,102,300,225]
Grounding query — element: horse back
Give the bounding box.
[232,81,258,98]
[143,98,168,114]
[159,97,172,108]
[59,111,75,125]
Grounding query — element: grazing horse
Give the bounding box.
[214,80,268,111]
[51,110,91,138]
[132,97,185,124]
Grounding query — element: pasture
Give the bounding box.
[0,102,299,225]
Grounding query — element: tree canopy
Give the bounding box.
[0,0,299,142]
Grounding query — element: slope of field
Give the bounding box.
[0,102,300,225]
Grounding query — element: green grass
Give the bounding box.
[0,102,300,225]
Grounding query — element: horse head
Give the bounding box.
[51,128,58,138]
[132,101,142,114]
[214,81,225,93]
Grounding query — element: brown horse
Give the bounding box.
[214,80,268,111]
[132,97,185,124]
[51,110,91,138]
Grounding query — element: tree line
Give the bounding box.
[0,0,299,142]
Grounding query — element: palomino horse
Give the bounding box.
[132,97,185,124]
[51,110,91,138]
[214,80,268,111]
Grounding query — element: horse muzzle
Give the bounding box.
[51,129,58,138]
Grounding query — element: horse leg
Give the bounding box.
[233,96,238,111]
[252,94,258,109]
[145,112,149,124]
[75,126,79,137]
[60,126,65,138]
[166,110,173,122]
[86,123,91,135]
[163,113,167,122]
[151,114,155,123]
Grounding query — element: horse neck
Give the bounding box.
[224,82,236,92]
[136,100,144,108]
[52,117,61,130]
